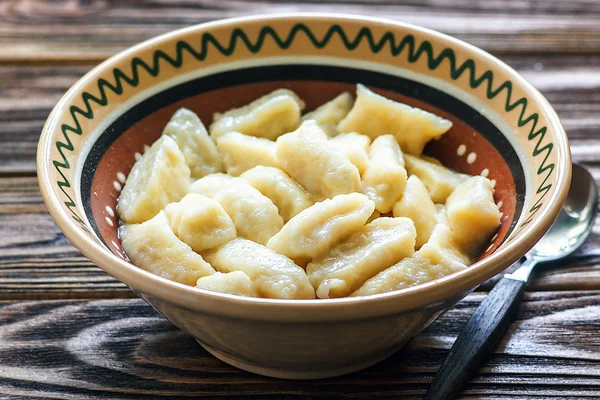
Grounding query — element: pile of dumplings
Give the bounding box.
[117,84,501,300]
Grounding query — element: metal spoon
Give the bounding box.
[425,163,598,400]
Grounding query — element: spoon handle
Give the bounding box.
[424,273,526,400]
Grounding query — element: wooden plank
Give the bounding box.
[1,176,599,299]
[2,0,600,61]
[0,177,132,299]
[1,55,600,174]
[0,292,597,399]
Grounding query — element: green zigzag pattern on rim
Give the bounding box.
[53,23,554,232]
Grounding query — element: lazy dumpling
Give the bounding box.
[203,238,315,299]
[307,217,416,298]
[361,134,408,213]
[241,166,314,222]
[120,211,215,285]
[338,84,452,155]
[392,175,438,248]
[276,120,361,199]
[216,131,281,176]
[118,135,190,224]
[267,193,375,266]
[404,154,468,203]
[209,89,305,141]
[329,132,371,175]
[302,92,353,136]
[190,175,284,245]
[164,193,236,253]
[162,108,223,178]
[352,223,469,296]
[196,271,259,297]
[446,176,501,256]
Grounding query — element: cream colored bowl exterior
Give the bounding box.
[37,14,571,379]
[142,290,466,379]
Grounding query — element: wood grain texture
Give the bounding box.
[1,55,599,174]
[0,292,598,399]
[425,277,526,400]
[1,177,599,300]
[0,177,132,299]
[2,0,600,61]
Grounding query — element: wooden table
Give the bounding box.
[2,1,600,398]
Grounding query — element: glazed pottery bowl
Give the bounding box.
[37,14,571,379]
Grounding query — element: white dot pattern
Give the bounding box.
[117,172,126,183]
[467,152,477,164]
[105,206,115,217]
[113,181,122,191]
[457,144,466,156]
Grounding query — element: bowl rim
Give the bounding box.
[37,12,571,321]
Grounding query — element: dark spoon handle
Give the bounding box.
[424,274,526,400]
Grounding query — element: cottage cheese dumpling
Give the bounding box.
[162,108,223,178]
[267,193,375,265]
[446,176,501,256]
[307,217,416,298]
[164,193,236,253]
[209,89,305,141]
[216,132,281,176]
[196,271,259,297]
[241,166,313,222]
[393,175,437,248]
[302,92,353,136]
[118,85,502,300]
[352,223,469,296]
[190,175,283,245]
[203,238,315,299]
[404,154,468,203]
[338,84,453,154]
[118,136,190,224]
[120,211,215,285]
[329,132,371,174]
[361,135,408,213]
[276,120,361,199]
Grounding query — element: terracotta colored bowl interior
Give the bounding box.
[82,67,525,270]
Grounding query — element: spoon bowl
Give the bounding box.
[531,164,598,261]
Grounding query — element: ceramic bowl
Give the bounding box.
[37,13,571,379]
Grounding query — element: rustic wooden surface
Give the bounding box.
[1,1,599,398]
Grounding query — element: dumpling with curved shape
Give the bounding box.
[393,175,437,249]
[446,176,501,256]
[241,166,314,222]
[196,271,259,297]
[302,92,353,136]
[276,120,361,199]
[329,132,371,174]
[267,193,375,266]
[338,84,452,155]
[352,223,469,296]
[120,211,215,286]
[209,89,305,141]
[216,132,282,176]
[118,135,190,224]
[162,108,223,178]
[203,238,315,299]
[190,175,284,245]
[361,134,408,213]
[307,217,417,299]
[164,193,236,253]
[404,154,468,203]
